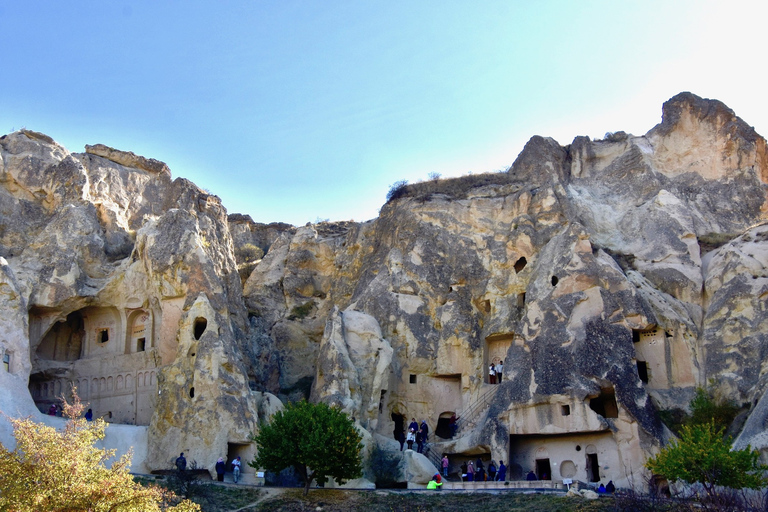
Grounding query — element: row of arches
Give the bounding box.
[30,370,157,400]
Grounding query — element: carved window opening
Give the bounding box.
[193,318,207,340]
[189,387,195,398]
[409,374,417,384]
[637,361,649,383]
[561,404,571,416]
[517,293,526,308]
[589,388,618,418]
[97,328,109,344]
[137,338,146,352]
[514,257,527,273]
[551,275,558,286]
[3,352,10,372]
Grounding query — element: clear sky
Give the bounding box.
[1,1,766,226]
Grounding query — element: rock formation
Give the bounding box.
[2,92,768,488]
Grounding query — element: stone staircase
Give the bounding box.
[453,384,500,436]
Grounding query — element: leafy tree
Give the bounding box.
[0,389,199,512]
[646,421,767,499]
[249,400,363,495]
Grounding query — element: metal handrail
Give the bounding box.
[454,384,499,436]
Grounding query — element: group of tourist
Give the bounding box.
[175,452,242,483]
[459,458,507,482]
[397,418,430,453]
[489,360,504,384]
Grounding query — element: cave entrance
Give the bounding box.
[435,411,454,439]
[484,333,513,383]
[535,458,551,480]
[589,388,618,418]
[227,442,254,481]
[586,449,600,482]
[391,413,404,441]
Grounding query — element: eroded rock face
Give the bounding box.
[2,92,768,488]
[0,130,264,477]
[240,92,768,487]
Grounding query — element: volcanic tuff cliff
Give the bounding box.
[1,92,767,487]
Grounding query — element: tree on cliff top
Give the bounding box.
[250,400,363,495]
[0,389,199,512]
[646,421,766,499]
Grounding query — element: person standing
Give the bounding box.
[406,428,415,450]
[449,413,459,438]
[497,460,507,481]
[408,417,419,432]
[497,360,503,383]
[232,456,241,483]
[397,428,405,451]
[215,457,226,482]
[489,364,496,384]
[415,429,424,453]
[419,420,429,443]
[175,452,187,471]
[441,455,449,477]
[467,460,475,481]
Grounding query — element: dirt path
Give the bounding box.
[228,487,288,512]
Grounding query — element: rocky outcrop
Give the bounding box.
[2,92,768,488]
[0,130,264,478]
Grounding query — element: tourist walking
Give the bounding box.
[442,455,449,477]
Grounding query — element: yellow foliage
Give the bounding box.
[0,389,200,512]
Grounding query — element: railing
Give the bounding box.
[454,384,500,437]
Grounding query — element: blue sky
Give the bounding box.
[1,1,766,225]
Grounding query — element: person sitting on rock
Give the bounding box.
[598,483,606,493]
[606,480,615,493]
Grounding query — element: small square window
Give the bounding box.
[561,405,571,416]
[137,338,146,352]
[409,374,417,384]
[3,353,10,372]
[97,329,109,343]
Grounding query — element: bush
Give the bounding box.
[0,389,199,511]
[386,180,409,203]
[234,243,264,264]
[368,445,402,487]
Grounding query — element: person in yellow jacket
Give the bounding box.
[427,473,443,490]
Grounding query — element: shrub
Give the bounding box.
[386,180,410,203]
[0,388,199,511]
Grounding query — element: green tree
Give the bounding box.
[0,389,199,512]
[646,421,767,499]
[249,400,363,495]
